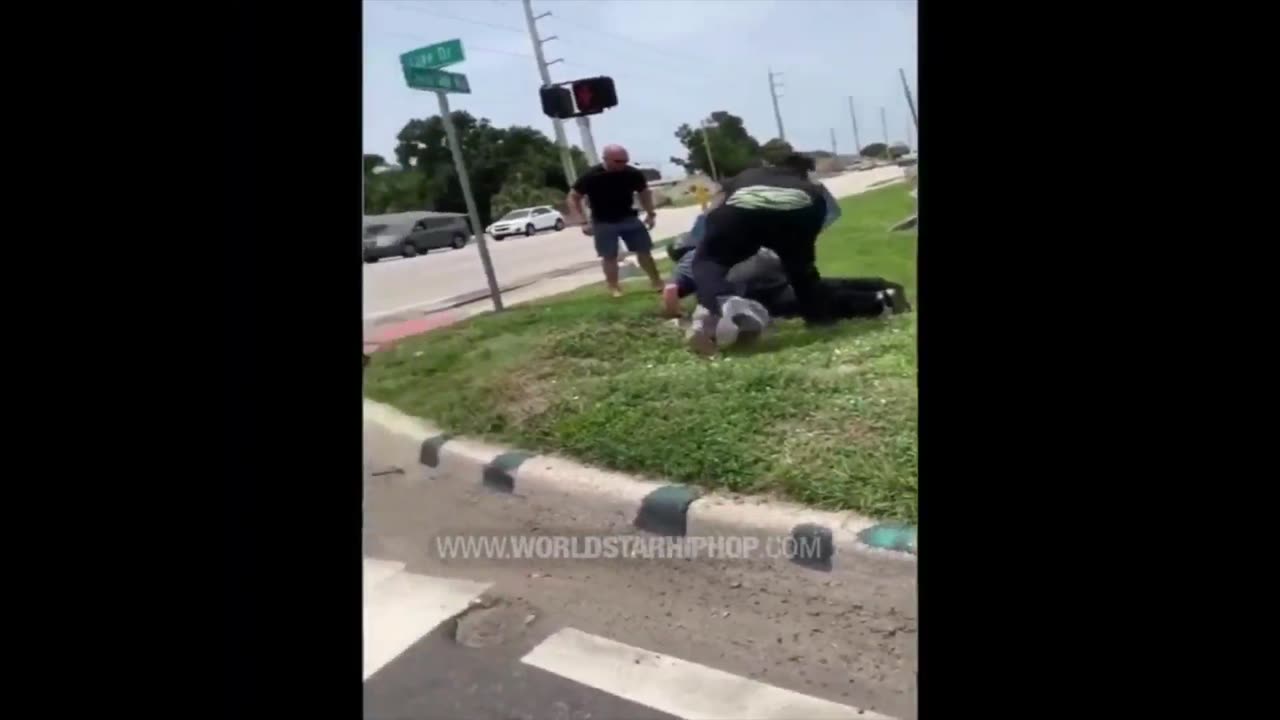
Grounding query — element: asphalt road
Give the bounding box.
[362,419,917,720]
[362,167,907,323]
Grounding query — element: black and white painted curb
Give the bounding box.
[365,399,916,565]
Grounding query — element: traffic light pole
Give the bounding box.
[575,116,600,166]
[522,0,577,185]
[437,90,503,312]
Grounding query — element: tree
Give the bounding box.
[638,167,661,182]
[674,111,763,179]
[363,154,387,175]
[888,143,910,159]
[859,142,889,159]
[760,138,795,166]
[363,169,430,215]
[386,111,589,224]
[490,173,566,220]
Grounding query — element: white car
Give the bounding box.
[486,206,565,240]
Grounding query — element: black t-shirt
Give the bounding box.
[572,164,647,223]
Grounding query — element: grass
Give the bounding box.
[365,183,918,522]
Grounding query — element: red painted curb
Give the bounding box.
[365,311,462,350]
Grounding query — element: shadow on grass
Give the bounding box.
[728,316,898,356]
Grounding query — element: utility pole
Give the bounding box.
[880,106,889,146]
[521,0,577,183]
[767,68,786,142]
[576,116,600,166]
[899,68,918,129]
[847,97,861,155]
[830,128,837,157]
[701,119,719,181]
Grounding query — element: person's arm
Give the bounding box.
[567,173,591,226]
[634,170,657,228]
[567,189,588,225]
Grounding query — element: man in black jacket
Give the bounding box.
[688,154,836,355]
[664,214,909,321]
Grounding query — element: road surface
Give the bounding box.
[363,419,917,720]
[363,167,906,324]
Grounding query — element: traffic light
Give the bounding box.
[571,76,617,116]
[539,85,574,119]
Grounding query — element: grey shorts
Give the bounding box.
[593,216,652,258]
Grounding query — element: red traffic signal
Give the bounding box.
[570,77,617,116]
[539,86,574,119]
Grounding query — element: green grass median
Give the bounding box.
[365,183,918,522]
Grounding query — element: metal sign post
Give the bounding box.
[400,39,503,312]
[436,90,503,312]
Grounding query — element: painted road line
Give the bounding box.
[363,557,406,595]
[363,560,491,681]
[520,627,896,720]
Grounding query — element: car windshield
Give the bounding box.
[500,210,531,220]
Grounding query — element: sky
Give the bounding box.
[363,0,917,179]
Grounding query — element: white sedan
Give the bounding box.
[486,206,566,240]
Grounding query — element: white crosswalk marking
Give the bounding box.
[364,559,897,718]
[521,627,896,720]
[363,558,491,680]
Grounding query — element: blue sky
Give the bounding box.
[364,0,917,178]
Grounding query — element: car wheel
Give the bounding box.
[525,224,535,236]
[402,243,419,258]
[554,218,565,231]
[451,233,467,249]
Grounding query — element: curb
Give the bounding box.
[364,399,917,564]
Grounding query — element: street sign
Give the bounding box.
[396,38,500,311]
[403,66,471,94]
[399,39,465,70]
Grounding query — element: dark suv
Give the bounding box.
[363,212,471,262]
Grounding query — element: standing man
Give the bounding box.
[567,144,665,298]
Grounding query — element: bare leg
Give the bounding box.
[601,257,622,297]
[635,251,664,291]
[661,284,682,317]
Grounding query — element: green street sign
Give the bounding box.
[400,39,465,71]
[403,66,471,94]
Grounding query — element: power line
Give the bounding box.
[378,10,724,95]
[391,4,527,34]
[371,30,533,59]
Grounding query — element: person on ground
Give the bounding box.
[662,213,909,320]
[566,145,665,298]
[686,153,835,355]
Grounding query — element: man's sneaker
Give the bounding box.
[885,284,912,314]
[730,312,764,345]
[878,291,893,318]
